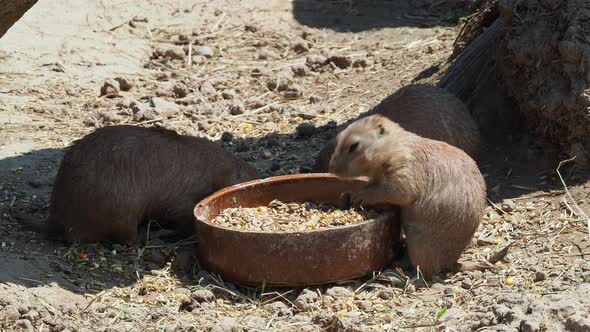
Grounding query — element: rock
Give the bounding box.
[222,89,236,100]
[195,46,214,58]
[133,108,159,122]
[533,271,546,282]
[210,317,240,332]
[284,84,304,98]
[501,199,516,212]
[191,55,207,64]
[306,54,328,68]
[15,319,33,330]
[262,150,272,159]
[520,319,542,332]
[200,81,218,100]
[309,95,321,104]
[378,289,394,299]
[178,33,190,42]
[100,110,123,124]
[270,161,281,171]
[114,77,133,91]
[191,289,215,303]
[329,55,352,69]
[352,58,375,68]
[150,97,179,115]
[172,83,189,98]
[164,47,186,60]
[326,286,353,298]
[27,180,43,188]
[293,40,310,53]
[266,78,290,91]
[477,237,496,246]
[565,314,590,332]
[258,48,280,60]
[296,122,315,138]
[221,132,233,142]
[130,100,149,114]
[266,301,292,317]
[171,248,195,274]
[461,280,472,289]
[245,24,257,32]
[100,80,119,96]
[145,250,166,266]
[357,300,372,310]
[295,289,319,311]
[228,102,244,115]
[292,64,308,77]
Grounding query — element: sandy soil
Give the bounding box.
[1,0,590,331]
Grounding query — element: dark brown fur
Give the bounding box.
[329,115,486,278]
[41,125,257,244]
[313,84,480,172]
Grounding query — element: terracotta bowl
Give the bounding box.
[194,173,400,286]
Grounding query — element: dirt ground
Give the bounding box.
[1,0,590,331]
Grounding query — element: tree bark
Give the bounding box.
[0,0,38,39]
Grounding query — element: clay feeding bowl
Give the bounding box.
[194,173,400,287]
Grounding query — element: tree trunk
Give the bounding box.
[436,0,590,164]
[0,0,38,39]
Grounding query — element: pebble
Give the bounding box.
[295,289,319,311]
[378,288,394,299]
[164,46,186,60]
[266,77,290,91]
[309,95,321,104]
[352,58,375,68]
[520,319,541,332]
[293,40,310,53]
[200,81,218,100]
[114,77,133,91]
[245,24,258,32]
[565,314,590,331]
[296,122,316,137]
[100,110,123,124]
[100,80,119,96]
[129,100,149,114]
[306,54,328,68]
[222,89,236,100]
[221,132,233,142]
[292,64,308,77]
[228,102,244,115]
[502,199,516,212]
[258,48,280,60]
[533,271,546,282]
[27,180,42,188]
[150,97,179,115]
[178,33,190,42]
[262,150,272,159]
[191,289,215,303]
[15,319,33,330]
[326,286,353,298]
[357,300,372,310]
[266,301,292,317]
[461,280,472,289]
[145,250,166,266]
[172,83,189,98]
[195,46,214,58]
[191,55,207,64]
[210,317,240,332]
[270,161,281,171]
[284,84,304,98]
[329,55,352,69]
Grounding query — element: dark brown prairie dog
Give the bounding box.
[35,125,257,244]
[329,114,486,278]
[313,84,480,172]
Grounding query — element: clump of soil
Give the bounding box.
[210,199,378,231]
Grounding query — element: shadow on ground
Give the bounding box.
[291,0,472,32]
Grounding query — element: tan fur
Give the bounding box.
[329,114,486,278]
[314,84,480,172]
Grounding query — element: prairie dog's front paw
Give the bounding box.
[350,190,370,208]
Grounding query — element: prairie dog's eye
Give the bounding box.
[349,142,359,153]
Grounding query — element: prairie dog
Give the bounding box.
[313,84,480,172]
[40,125,257,244]
[329,114,486,278]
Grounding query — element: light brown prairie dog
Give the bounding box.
[313,84,480,172]
[329,114,486,278]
